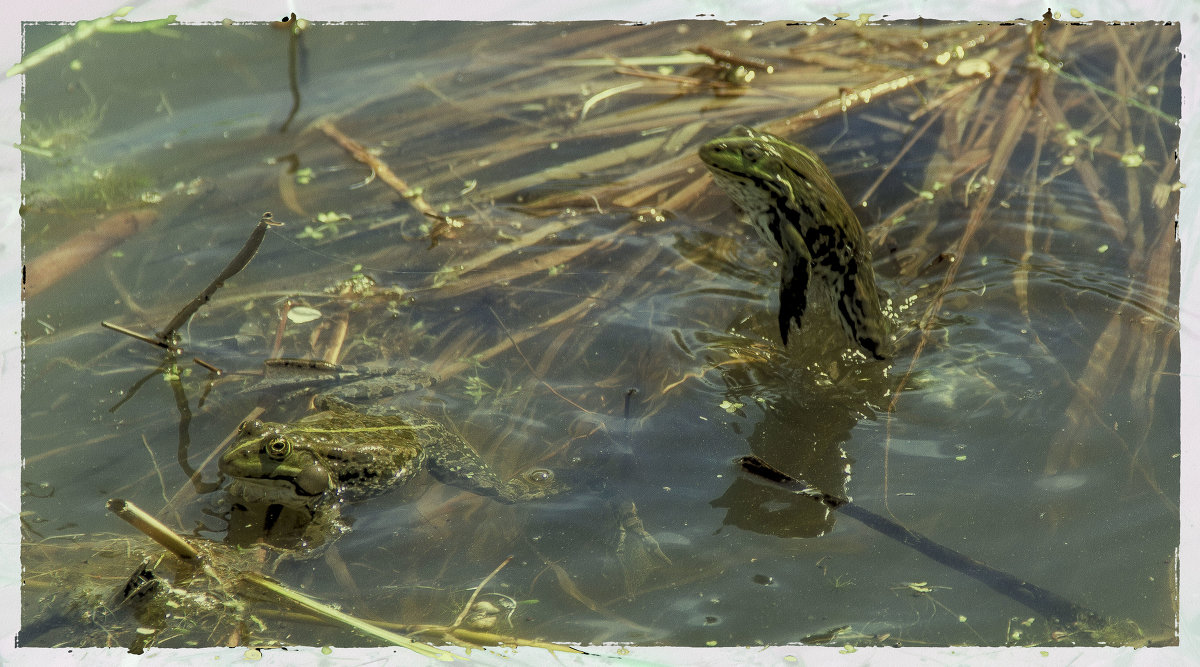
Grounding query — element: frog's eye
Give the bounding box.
[238,419,265,435]
[742,146,764,163]
[522,468,555,485]
[265,436,291,460]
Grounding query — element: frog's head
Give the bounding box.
[699,126,837,208]
[219,419,333,502]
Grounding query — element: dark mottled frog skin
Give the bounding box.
[219,394,558,508]
[699,126,891,359]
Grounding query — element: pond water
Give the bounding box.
[19,19,1180,654]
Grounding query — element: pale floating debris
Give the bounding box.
[1035,472,1088,493]
[580,81,644,121]
[287,306,322,324]
[316,211,351,223]
[719,399,744,413]
[955,58,991,78]
[1120,147,1146,168]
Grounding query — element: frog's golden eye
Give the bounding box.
[266,436,291,460]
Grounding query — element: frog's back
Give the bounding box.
[298,397,431,496]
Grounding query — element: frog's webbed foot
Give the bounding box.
[613,500,670,598]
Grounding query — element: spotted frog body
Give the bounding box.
[219,394,558,509]
[699,126,891,359]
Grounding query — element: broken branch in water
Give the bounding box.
[318,120,463,242]
[107,497,198,560]
[101,211,279,355]
[277,13,304,133]
[25,208,159,298]
[100,320,177,352]
[6,7,177,77]
[450,555,512,630]
[157,211,281,341]
[691,44,776,74]
[241,572,462,660]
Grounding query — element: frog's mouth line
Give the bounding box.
[228,477,320,506]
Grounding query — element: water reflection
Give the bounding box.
[711,345,889,538]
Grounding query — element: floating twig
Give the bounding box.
[692,44,776,73]
[278,13,303,133]
[26,208,159,298]
[107,497,198,560]
[192,357,222,374]
[241,572,461,660]
[450,556,512,629]
[318,120,461,230]
[580,81,645,119]
[101,320,176,352]
[157,211,281,341]
[7,7,177,77]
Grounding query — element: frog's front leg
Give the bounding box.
[777,224,812,346]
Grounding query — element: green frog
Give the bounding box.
[699,126,891,360]
[220,385,558,510]
[220,360,663,584]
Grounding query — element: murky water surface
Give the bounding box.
[20,20,1179,650]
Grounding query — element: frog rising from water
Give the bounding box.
[699,126,891,359]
